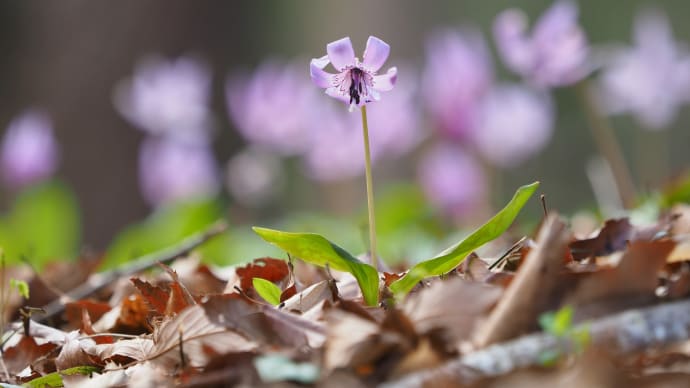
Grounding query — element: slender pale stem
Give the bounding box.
[360,105,378,269]
[576,80,636,209]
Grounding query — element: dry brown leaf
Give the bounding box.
[569,218,633,260]
[203,293,326,348]
[55,331,100,370]
[234,257,290,292]
[2,336,56,377]
[565,239,676,319]
[131,278,169,315]
[323,308,384,373]
[159,262,197,312]
[90,304,257,369]
[64,300,112,331]
[110,293,152,334]
[181,351,259,387]
[281,280,335,314]
[402,277,503,345]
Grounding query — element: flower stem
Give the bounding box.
[360,105,378,269]
[576,80,636,209]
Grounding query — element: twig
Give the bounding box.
[382,298,690,387]
[36,220,228,322]
[487,236,527,271]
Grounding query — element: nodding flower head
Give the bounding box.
[310,36,397,110]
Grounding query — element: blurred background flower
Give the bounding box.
[114,55,213,143]
[138,138,220,207]
[422,29,492,141]
[472,85,554,168]
[0,109,59,190]
[227,60,317,156]
[494,0,590,87]
[598,8,690,129]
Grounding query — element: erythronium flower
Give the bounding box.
[422,29,493,141]
[310,36,397,110]
[0,109,59,190]
[310,36,398,269]
[494,0,590,87]
[227,60,317,155]
[138,137,220,207]
[472,84,554,168]
[114,55,213,143]
[598,8,690,129]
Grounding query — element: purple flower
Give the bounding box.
[422,29,493,141]
[227,61,316,155]
[417,144,486,219]
[0,110,59,189]
[114,56,212,142]
[472,84,554,168]
[138,138,219,206]
[598,9,690,129]
[494,1,589,87]
[310,36,397,109]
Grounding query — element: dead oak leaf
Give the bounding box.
[565,239,676,319]
[3,336,56,377]
[89,303,257,369]
[569,218,633,260]
[235,258,290,292]
[402,277,503,345]
[203,293,326,349]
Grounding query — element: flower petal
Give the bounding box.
[373,67,397,91]
[362,36,390,72]
[327,37,356,71]
[325,87,350,104]
[494,9,534,77]
[310,56,334,88]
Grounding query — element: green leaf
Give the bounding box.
[10,278,29,299]
[0,181,80,269]
[253,227,379,306]
[389,181,539,295]
[539,305,574,337]
[24,365,100,387]
[252,278,282,306]
[102,198,224,269]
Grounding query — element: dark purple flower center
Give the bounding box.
[349,67,364,105]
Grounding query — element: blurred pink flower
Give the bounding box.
[417,144,486,219]
[304,76,421,182]
[310,36,397,109]
[598,9,690,129]
[114,55,213,142]
[138,138,219,206]
[494,1,589,87]
[0,110,59,189]
[473,84,554,168]
[227,61,316,155]
[422,29,493,141]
